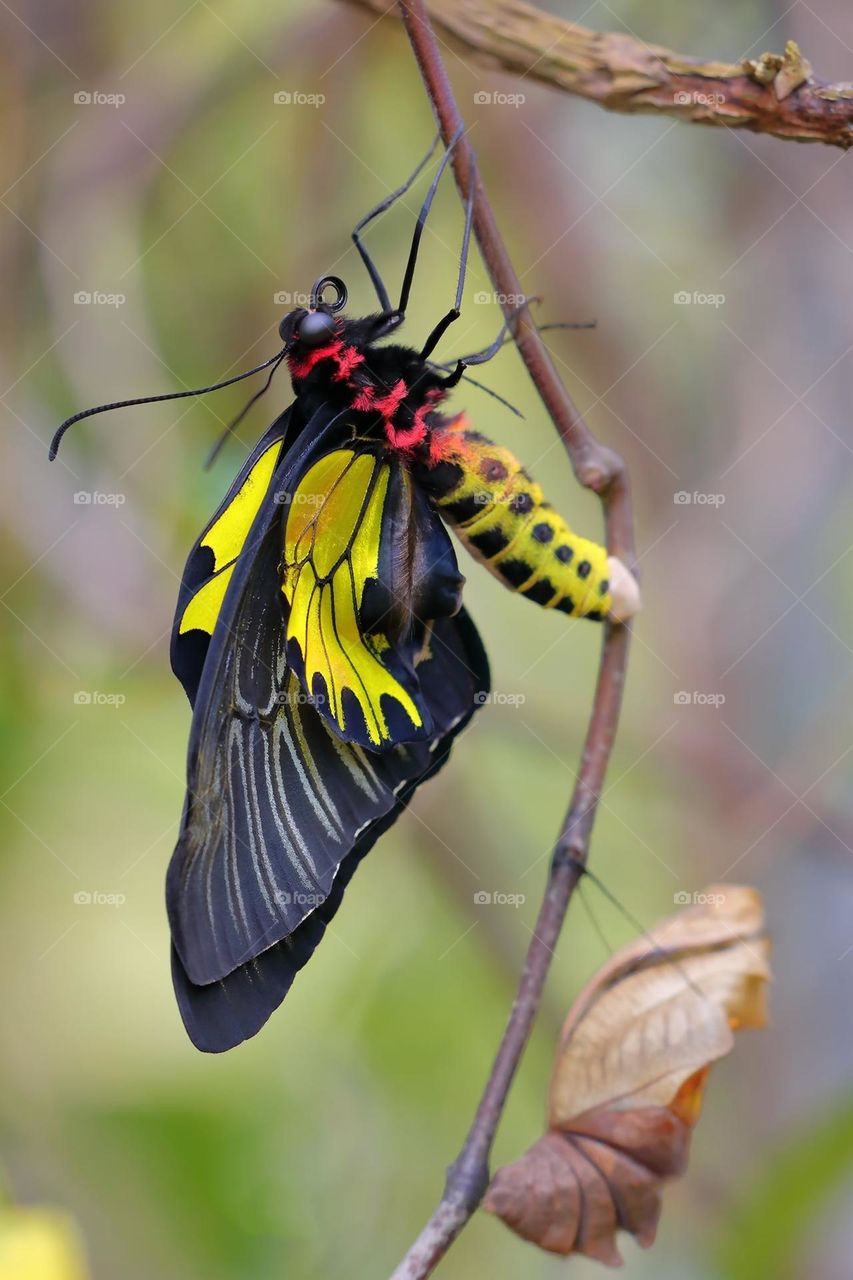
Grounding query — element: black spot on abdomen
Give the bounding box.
[498,558,532,588]
[524,578,557,605]
[470,527,510,559]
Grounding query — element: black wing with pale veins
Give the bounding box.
[167,412,489,1051]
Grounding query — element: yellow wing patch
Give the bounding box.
[203,440,279,571]
[282,449,423,748]
[178,439,280,637]
[179,563,235,636]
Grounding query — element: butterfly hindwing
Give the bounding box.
[281,447,466,751]
[170,607,487,1053]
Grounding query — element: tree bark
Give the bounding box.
[345,0,853,149]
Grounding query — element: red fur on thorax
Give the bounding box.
[288,337,453,454]
[373,379,408,419]
[352,386,376,412]
[386,423,426,450]
[287,340,344,380]
[332,345,364,381]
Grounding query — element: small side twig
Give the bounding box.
[389,2,635,1276]
[347,0,853,150]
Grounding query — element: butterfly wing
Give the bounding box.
[167,412,489,1051]
[171,406,296,705]
[281,446,467,750]
[170,606,485,1052]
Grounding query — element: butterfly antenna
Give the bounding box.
[48,350,285,461]
[574,874,618,960]
[540,321,597,332]
[397,122,465,316]
[203,349,288,470]
[571,860,660,944]
[567,857,712,1008]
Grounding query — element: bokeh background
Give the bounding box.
[2,0,852,1276]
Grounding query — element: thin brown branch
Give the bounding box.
[347,0,853,150]
[389,2,635,1276]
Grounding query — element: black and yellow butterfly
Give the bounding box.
[51,135,631,1051]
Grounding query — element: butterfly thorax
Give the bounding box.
[286,314,450,453]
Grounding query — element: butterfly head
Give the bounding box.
[278,275,348,355]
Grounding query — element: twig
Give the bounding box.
[389,2,635,1276]
[347,0,853,150]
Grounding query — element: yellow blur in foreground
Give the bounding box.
[0,1208,89,1280]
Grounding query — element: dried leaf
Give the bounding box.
[484,885,770,1263]
[773,40,813,101]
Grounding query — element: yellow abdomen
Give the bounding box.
[420,416,611,620]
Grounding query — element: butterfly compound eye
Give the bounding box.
[298,310,337,347]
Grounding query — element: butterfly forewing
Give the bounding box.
[171,407,295,705]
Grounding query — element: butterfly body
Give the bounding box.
[280,303,612,623]
[51,156,637,1051]
[284,311,450,453]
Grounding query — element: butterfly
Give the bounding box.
[50,131,637,1051]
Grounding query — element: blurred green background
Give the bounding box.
[2,0,853,1276]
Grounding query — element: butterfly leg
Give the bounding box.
[446,296,539,370]
[440,360,467,389]
[451,317,596,369]
[351,133,442,313]
[396,123,465,321]
[419,153,476,361]
[352,127,465,347]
